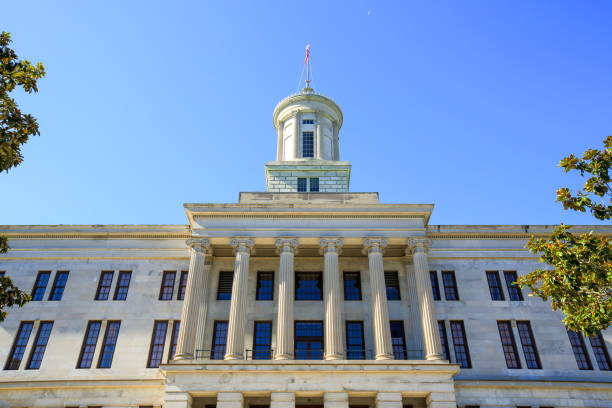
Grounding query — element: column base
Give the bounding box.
[274,353,294,360]
[325,353,345,360]
[426,353,444,361]
[375,353,394,360]
[224,353,243,360]
[172,353,194,361]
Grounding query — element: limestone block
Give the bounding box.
[271,392,295,408]
[217,392,243,408]
[324,392,349,408]
[376,392,402,408]
[164,391,192,408]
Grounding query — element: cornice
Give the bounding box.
[2,232,191,240]
[273,92,343,127]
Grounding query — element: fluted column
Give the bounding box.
[315,111,323,159]
[320,238,344,360]
[293,111,301,158]
[408,239,443,360]
[274,238,298,360]
[225,238,254,360]
[363,238,394,360]
[194,258,213,353]
[403,257,424,359]
[276,120,284,160]
[174,238,212,360]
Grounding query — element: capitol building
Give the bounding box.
[0,82,610,408]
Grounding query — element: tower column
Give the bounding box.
[174,238,211,360]
[315,111,323,159]
[408,239,443,360]
[293,111,301,158]
[276,120,284,160]
[224,239,254,360]
[320,238,344,360]
[274,238,298,360]
[363,238,394,360]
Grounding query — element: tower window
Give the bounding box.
[309,177,319,192]
[302,131,314,158]
[297,178,307,192]
[302,119,314,124]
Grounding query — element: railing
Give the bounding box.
[195,349,225,360]
[245,349,274,360]
[393,348,424,360]
[293,349,324,360]
[345,348,374,360]
[194,348,425,361]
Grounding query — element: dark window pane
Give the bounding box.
[147,321,168,368]
[295,272,323,300]
[95,271,114,300]
[256,272,274,301]
[217,271,234,300]
[302,131,314,157]
[309,178,319,192]
[346,321,365,360]
[442,271,459,301]
[252,321,272,360]
[497,321,521,369]
[211,321,229,360]
[430,271,441,301]
[588,332,611,370]
[486,271,505,301]
[77,321,101,368]
[168,320,180,361]
[297,177,307,192]
[517,321,541,369]
[98,321,121,368]
[343,272,362,301]
[31,271,50,301]
[113,271,132,301]
[295,321,323,359]
[384,271,401,300]
[4,321,34,370]
[49,272,69,301]
[177,271,188,300]
[504,271,523,301]
[567,330,592,370]
[450,321,471,368]
[438,321,450,361]
[159,271,176,300]
[302,119,314,124]
[390,321,407,359]
[26,321,53,369]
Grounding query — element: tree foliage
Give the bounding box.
[517,136,612,335]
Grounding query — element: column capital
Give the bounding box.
[230,238,255,255]
[319,238,343,255]
[408,238,430,254]
[275,238,299,255]
[186,238,212,254]
[362,238,387,255]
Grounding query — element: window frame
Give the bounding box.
[168,320,180,362]
[503,271,524,301]
[297,177,307,192]
[346,321,366,360]
[31,271,51,301]
[216,271,234,300]
[294,320,324,360]
[177,271,189,301]
[384,271,401,301]
[486,271,505,301]
[516,321,541,369]
[95,271,114,301]
[4,321,34,370]
[497,321,522,369]
[343,271,362,301]
[450,320,472,368]
[48,271,69,301]
[77,321,102,369]
[26,321,54,370]
[302,131,314,158]
[429,271,441,301]
[256,271,274,301]
[159,271,176,301]
[309,177,319,192]
[567,329,593,370]
[390,320,407,360]
[442,271,459,301]
[113,271,132,301]
[97,321,121,368]
[295,272,323,301]
[252,321,273,360]
[588,332,611,370]
[438,320,451,361]
[147,320,169,368]
[211,321,229,360]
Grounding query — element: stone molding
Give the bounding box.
[230,238,255,255]
[362,238,388,255]
[185,238,212,254]
[408,238,430,254]
[319,238,343,255]
[275,238,299,255]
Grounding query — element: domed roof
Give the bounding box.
[272,87,343,127]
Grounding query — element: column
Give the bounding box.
[164,391,192,408]
[174,238,211,360]
[332,121,339,160]
[403,257,424,359]
[324,392,349,408]
[194,258,213,354]
[293,111,301,158]
[375,393,402,408]
[217,392,243,408]
[225,238,254,360]
[320,238,344,360]
[426,390,457,408]
[315,111,323,159]
[276,120,284,160]
[408,239,443,360]
[274,238,298,360]
[271,392,295,408]
[363,238,394,360]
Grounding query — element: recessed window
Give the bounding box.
[588,332,611,370]
[517,321,541,369]
[95,271,114,300]
[217,271,234,300]
[430,271,441,301]
[256,272,274,301]
[26,321,53,370]
[343,272,362,300]
[177,271,188,300]
[497,321,521,369]
[168,320,180,362]
[438,321,450,361]
[159,271,176,301]
[486,271,505,301]
[295,321,323,360]
[302,131,314,158]
[252,321,272,360]
[31,271,50,301]
[48,271,69,301]
[390,321,407,360]
[442,271,459,301]
[309,177,319,192]
[384,271,401,300]
[297,177,307,192]
[98,321,121,368]
[295,272,323,300]
[503,271,523,301]
[302,119,314,124]
[450,321,471,368]
[346,321,365,360]
[567,329,592,370]
[147,321,168,368]
[4,321,34,370]
[211,321,229,360]
[113,271,132,301]
[77,321,102,368]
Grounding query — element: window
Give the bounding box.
[177,271,188,300]
[77,321,101,368]
[168,321,180,361]
[4,321,34,370]
[98,321,121,368]
[517,321,541,369]
[31,271,50,301]
[252,321,272,360]
[438,321,450,361]
[346,321,365,360]
[159,271,176,300]
[256,272,274,301]
[95,271,114,300]
[217,271,234,300]
[48,271,69,301]
[442,271,459,300]
[302,119,314,124]
[113,271,132,301]
[384,271,401,300]
[211,321,229,360]
[26,321,53,369]
[147,321,168,368]
[295,272,323,300]
[450,321,471,368]
[302,131,314,157]
[430,271,441,301]
[297,177,307,192]
[567,330,592,370]
[343,272,362,300]
[504,271,523,301]
[497,321,521,369]
[390,321,407,360]
[588,332,611,370]
[486,271,505,301]
[309,177,319,192]
[295,321,323,359]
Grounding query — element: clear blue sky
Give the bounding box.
[1,1,611,226]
